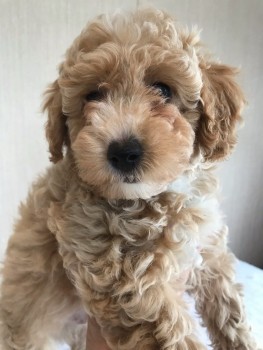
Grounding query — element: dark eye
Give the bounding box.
[85,90,104,102]
[152,82,172,101]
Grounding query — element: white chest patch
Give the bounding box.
[167,170,224,272]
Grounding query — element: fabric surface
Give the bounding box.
[235,260,263,348]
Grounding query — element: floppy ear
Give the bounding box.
[196,63,245,162]
[43,80,68,163]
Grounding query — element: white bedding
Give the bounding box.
[236,260,263,347]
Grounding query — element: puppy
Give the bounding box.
[0,8,258,350]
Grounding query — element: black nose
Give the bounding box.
[107,138,143,173]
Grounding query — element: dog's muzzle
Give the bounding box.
[107,137,143,173]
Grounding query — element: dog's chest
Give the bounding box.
[55,171,223,290]
[103,183,223,275]
[165,174,223,271]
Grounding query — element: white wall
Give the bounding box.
[1,0,262,267]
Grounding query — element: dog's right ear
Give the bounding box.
[43,80,67,163]
[196,63,245,162]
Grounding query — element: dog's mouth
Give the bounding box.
[123,175,139,184]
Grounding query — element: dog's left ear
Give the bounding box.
[43,80,68,163]
[196,63,245,162]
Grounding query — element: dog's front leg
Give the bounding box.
[54,234,205,347]
[59,256,207,350]
[97,282,207,350]
[51,199,207,350]
[190,229,258,350]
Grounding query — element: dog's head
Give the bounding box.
[43,9,244,200]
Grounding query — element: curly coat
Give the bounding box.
[0,8,257,350]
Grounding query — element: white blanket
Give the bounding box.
[235,260,263,348]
